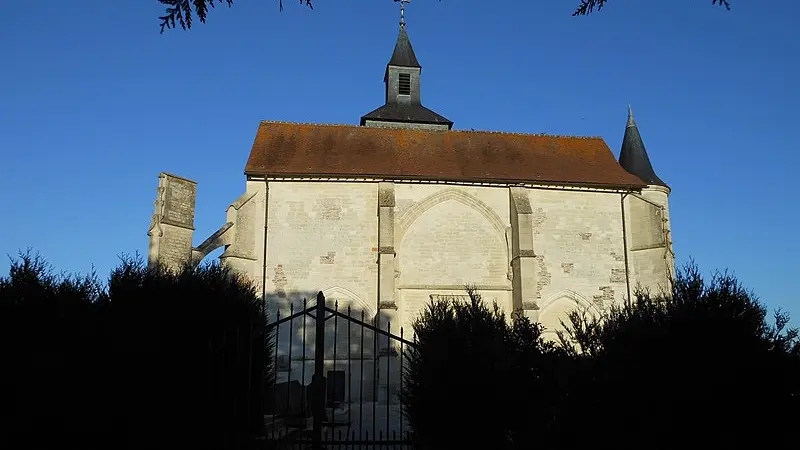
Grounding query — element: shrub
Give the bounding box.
[556,262,800,449]
[0,251,109,446]
[402,287,560,450]
[0,252,272,449]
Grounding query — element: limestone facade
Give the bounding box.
[147,174,674,340]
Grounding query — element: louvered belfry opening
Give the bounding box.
[398,73,411,95]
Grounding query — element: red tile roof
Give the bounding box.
[244,121,646,188]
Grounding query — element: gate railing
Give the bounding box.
[264,292,415,449]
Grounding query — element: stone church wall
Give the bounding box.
[245,181,672,340]
[625,186,673,297]
[526,188,628,339]
[153,177,672,344]
[263,181,379,317]
[394,184,513,334]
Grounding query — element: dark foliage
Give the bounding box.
[157,1,732,33]
[401,286,561,450]
[403,265,798,450]
[555,262,799,449]
[158,0,313,33]
[573,0,731,16]
[0,251,272,450]
[0,252,109,448]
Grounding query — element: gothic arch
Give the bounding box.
[538,290,601,337]
[313,286,377,320]
[539,289,600,317]
[396,188,507,245]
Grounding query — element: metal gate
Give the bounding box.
[263,292,415,449]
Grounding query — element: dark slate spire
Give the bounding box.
[387,0,419,68]
[387,25,421,69]
[619,106,667,187]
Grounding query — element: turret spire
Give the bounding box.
[619,106,667,187]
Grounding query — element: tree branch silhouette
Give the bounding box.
[573,0,731,16]
[158,0,314,34]
[157,1,732,33]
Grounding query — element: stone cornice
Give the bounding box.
[398,284,512,291]
[247,176,639,194]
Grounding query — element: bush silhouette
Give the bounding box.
[3,252,797,450]
[0,252,272,450]
[402,266,799,450]
[556,262,800,449]
[402,287,560,450]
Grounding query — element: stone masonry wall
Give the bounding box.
[160,176,196,229]
[219,182,266,283]
[263,182,379,316]
[147,173,196,270]
[243,179,670,342]
[394,185,512,333]
[527,188,628,338]
[157,224,194,270]
[626,186,673,295]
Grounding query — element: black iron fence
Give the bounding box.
[262,292,416,450]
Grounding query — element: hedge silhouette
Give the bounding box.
[556,263,800,449]
[0,252,272,450]
[402,266,799,450]
[3,251,796,449]
[401,286,563,450]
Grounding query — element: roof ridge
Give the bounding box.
[259,121,602,140]
[449,129,603,140]
[260,120,351,127]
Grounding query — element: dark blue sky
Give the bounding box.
[1,1,797,321]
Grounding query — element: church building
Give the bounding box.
[147,17,674,341]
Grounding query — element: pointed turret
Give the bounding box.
[360,12,452,130]
[386,26,421,72]
[619,106,667,187]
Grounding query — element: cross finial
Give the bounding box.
[394,0,411,27]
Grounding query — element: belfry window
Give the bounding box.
[398,73,411,95]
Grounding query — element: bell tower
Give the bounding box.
[360,0,452,130]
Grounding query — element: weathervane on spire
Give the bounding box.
[394,0,411,27]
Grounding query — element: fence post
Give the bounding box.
[312,291,327,450]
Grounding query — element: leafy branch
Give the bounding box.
[572,0,731,16]
[157,0,733,33]
[158,0,314,33]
